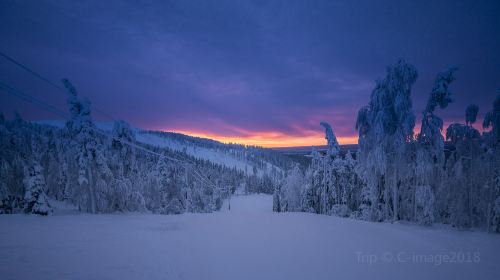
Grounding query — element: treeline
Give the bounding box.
[274,60,500,233]
[0,80,285,215]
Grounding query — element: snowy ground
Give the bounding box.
[1,195,500,280]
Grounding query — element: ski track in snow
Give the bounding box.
[1,194,500,280]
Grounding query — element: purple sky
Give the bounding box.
[1,0,499,146]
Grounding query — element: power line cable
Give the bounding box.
[0,51,65,91]
[0,50,220,189]
[0,50,118,121]
[0,82,68,119]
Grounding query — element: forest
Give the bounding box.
[0,80,289,216]
[1,60,499,234]
[274,60,500,233]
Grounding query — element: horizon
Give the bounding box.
[30,117,486,148]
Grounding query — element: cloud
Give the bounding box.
[1,0,499,147]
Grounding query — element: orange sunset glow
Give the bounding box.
[172,120,484,148]
[173,130,359,148]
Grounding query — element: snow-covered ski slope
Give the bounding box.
[1,194,499,280]
[135,131,269,176]
[36,120,283,176]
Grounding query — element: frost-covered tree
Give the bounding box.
[23,140,51,216]
[0,114,30,213]
[482,93,500,232]
[325,152,356,217]
[483,93,500,146]
[106,120,145,212]
[24,162,52,216]
[414,185,435,225]
[0,113,9,211]
[466,104,479,126]
[320,121,340,156]
[111,120,137,177]
[280,164,304,212]
[156,156,186,214]
[63,79,111,213]
[355,106,371,141]
[302,148,322,213]
[356,59,418,222]
[272,183,282,212]
[295,122,360,217]
[419,68,457,162]
[424,67,456,113]
[445,104,482,228]
[416,67,457,224]
[270,62,500,232]
[317,121,341,214]
[478,148,500,232]
[493,196,500,233]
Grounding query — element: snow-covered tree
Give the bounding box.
[414,185,435,225]
[273,183,283,212]
[416,68,457,224]
[302,148,322,213]
[111,120,137,177]
[63,79,112,213]
[445,103,482,228]
[466,104,479,126]
[492,197,500,232]
[320,121,340,156]
[419,68,457,161]
[295,122,361,217]
[280,164,304,212]
[24,162,52,216]
[482,93,500,232]
[356,59,418,222]
[156,156,186,214]
[483,93,500,146]
[424,67,456,113]
[106,120,145,212]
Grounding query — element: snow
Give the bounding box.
[220,194,272,213]
[1,195,500,280]
[136,132,258,174]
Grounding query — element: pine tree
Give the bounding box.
[24,162,51,216]
[156,156,186,214]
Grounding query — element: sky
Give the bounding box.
[1,0,499,147]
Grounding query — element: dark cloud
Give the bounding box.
[1,0,499,144]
